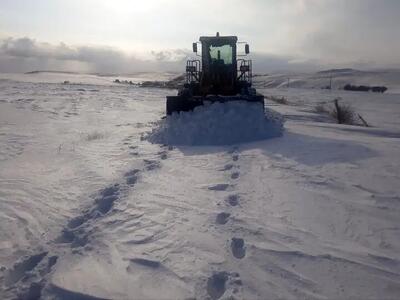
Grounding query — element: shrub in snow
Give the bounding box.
[331,98,355,125]
[146,101,284,146]
[314,103,328,114]
[371,86,387,93]
[344,84,387,93]
[315,99,369,127]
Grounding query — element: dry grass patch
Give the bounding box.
[86,131,105,141]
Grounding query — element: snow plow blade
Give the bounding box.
[166,96,203,115]
[166,95,264,115]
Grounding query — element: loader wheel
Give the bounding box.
[166,97,181,115]
[166,96,203,115]
[166,96,191,115]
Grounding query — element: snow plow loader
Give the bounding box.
[166,33,264,115]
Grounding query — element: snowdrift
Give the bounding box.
[146,101,284,146]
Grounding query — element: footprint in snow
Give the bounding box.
[126,175,138,185]
[216,212,230,225]
[226,194,239,206]
[231,172,240,180]
[207,272,228,300]
[67,215,86,229]
[208,184,230,191]
[231,238,246,259]
[94,184,120,214]
[63,181,124,247]
[125,169,140,186]
[5,252,59,299]
[143,159,161,171]
[158,150,168,160]
[220,164,234,171]
[55,229,88,248]
[5,252,48,286]
[130,258,161,268]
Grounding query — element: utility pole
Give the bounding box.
[287,77,290,88]
[329,73,332,90]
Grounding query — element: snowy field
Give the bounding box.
[0,72,400,299]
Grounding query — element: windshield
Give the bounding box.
[209,44,233,65]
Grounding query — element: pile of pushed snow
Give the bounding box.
[146,101,283,145]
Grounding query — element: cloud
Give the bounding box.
[0,37,153,73]
[1,1,400,71]
[1,32,396,75]
[0,36,324,74]
[280,0,400,67]
[150,49,189,62]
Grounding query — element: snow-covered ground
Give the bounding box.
[0,72,400,299]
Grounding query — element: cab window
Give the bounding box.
[209,44,233,65]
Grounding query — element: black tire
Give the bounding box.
[166,96,182,115]
[166,96,203,115]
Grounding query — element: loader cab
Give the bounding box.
[199,35,237,93]
[195,35,237,95]
[189,33,251,96]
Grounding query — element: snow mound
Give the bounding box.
[146,101,284,145]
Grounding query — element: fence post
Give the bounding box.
[334,99,342,124]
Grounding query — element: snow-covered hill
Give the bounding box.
[0,72,400,299]
[253,68,400,94]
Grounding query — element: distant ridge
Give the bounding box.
[317,68,359,74]
[24,70,80,75]
[23,70,181,77]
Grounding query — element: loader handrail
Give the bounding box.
[237,59,252,84]
[186,60,201,84]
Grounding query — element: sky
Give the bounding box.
[0,0,399,73]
